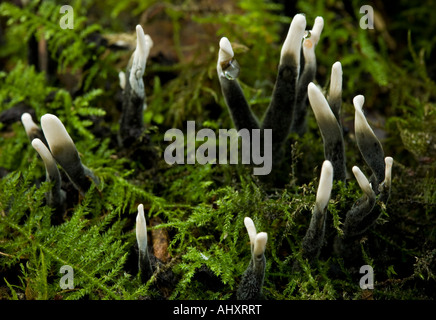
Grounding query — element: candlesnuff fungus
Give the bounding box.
[299,160,333,264]
[40,113,98,196]
[31,138,66,215]
[353,95,386,189]
[119,25,153,148]
[261,13,306,154]
[136,203,153,283]
[237,217,268,300]
[334,156,393,259]
[340,166,376,239]
[217,36,259,131]
[291,16,324,136]
[334,95,393,243]
[341,157,393,240]
[217,14,324,170]
[307,79,346,182]
[306,60,395,265]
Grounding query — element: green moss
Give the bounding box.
[1,0,435,300]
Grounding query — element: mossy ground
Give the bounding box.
[0,0,435,300]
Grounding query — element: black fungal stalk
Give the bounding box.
[299,160,333,264]
[40,113,98,196]
[217,37,260,131]
[31,138,66,218]
[237,217,268,300]
[307,76,346,182]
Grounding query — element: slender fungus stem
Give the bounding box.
[31,138,65,213]
[308,82,346,181]
[262,14,306,150]
[119,25,153,147]
[353,95,385,189]
[292,16,324,136]
[40,114,98,196]
[217,37,259,131]
[136,203,153,283]
[237,217,267,300]
[300,160,333,263]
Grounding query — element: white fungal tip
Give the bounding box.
[352,166,374,196]
[353,95,365,112]
[281,13,306,63]
[329,62,342,97]
[353,94,378,141]
[308,82,324,112]
[40,114,75,156]
[219,37,234,62]
[384,156,393,186]
[133,25,148,69]
[135,25,146,53]
[307,82,321,100]
[312,16,324,38]
[136,203,148,252]
[244,217,257,247]
[21,113,39,135]
[119,71,126,90]
[31,138,56,168]
[302,16,323,63]
[304,16,324,47]
[316,160,333,212]
[129,25,152,96]
[308,82,336,127]
[253,232,268,257]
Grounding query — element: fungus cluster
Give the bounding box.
[22,113,98,222]
[14,13,394,300]
[217,13,394,294]
[217,14,324,171]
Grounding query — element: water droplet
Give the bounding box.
[223,59,240,80]
[304,30,312,39]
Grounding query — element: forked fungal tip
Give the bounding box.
[244,217,257,244]
[253,232,268,257]
[310,16,324,42]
